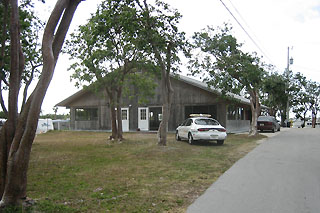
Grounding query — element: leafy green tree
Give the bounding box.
[307,81,320,127]
[136,0,187,145]
[290,73,320,127]
[0,111,6,119]
[0,0,44,115]
[190,24,266,136]
[262,71,286,116]
[0,0,82,208]
[262,69,305,126]
[66,0,157,141]
[261,70,289,125]
[290,72,310,127]
[40,112,70,120]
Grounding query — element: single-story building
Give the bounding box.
[56,74,259,133]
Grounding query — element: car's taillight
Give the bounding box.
[198,128,209,132]
[218,128,226,132]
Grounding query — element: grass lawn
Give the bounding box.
[25,131,265,212]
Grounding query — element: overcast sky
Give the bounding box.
[35,0,320,114]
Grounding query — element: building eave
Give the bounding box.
[56,74,268,109]
[173,74,268,108]
[55,89,88,107]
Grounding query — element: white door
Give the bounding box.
[138,107,149,131]
[121,108,129,132]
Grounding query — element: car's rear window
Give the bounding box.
[258,116,273,122]
[195,119,219,125]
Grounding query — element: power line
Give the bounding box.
[218,0,274,64]
[227,0,251,30]
[227,0,268,54]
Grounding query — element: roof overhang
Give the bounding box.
[56,74,268,109]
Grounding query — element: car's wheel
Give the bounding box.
[278,127,281,131]
[272,126,275,133]
[188,133,194,145]
[176,131,181,141]
[217,140,224,145]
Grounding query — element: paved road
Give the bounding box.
[187,128,320,213]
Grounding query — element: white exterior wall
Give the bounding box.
[36,119,54,134]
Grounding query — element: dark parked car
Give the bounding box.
[257,116,280,133]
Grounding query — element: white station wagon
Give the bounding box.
[175,114,227,145]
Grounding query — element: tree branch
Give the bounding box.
[13,0,82,153]
[0,82,8,116]
[52,0,83,62]
[0,0,9,86]
[20,61,40,112]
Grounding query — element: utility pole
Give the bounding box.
[285,47,293,126]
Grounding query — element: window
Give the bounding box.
[75,108,98,121]
[228,105,245,120]
[140,109,147,120]
[227,105,236,120]
[149,112,154,121]
[181,119,188,126]
[121,110,128,120]
[237,107,245,120]
[195,119,219,125]
[185,119,192,126]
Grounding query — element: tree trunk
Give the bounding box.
[158,69,173,146]
[158,79,168,146]
[116,105,123,141]
[109,102,118,140]
[0,124,9,199]
[250,107,258,136]
[0,0,22,200]
[116,88,123,141]
[0,0,81,207]
[280,110,286,127]
[312,108,316,128]
[106,87,125,141]
[158,103,169,146]
[302,111,307,128]
[107,88,118,140]
[249,89,260,136]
